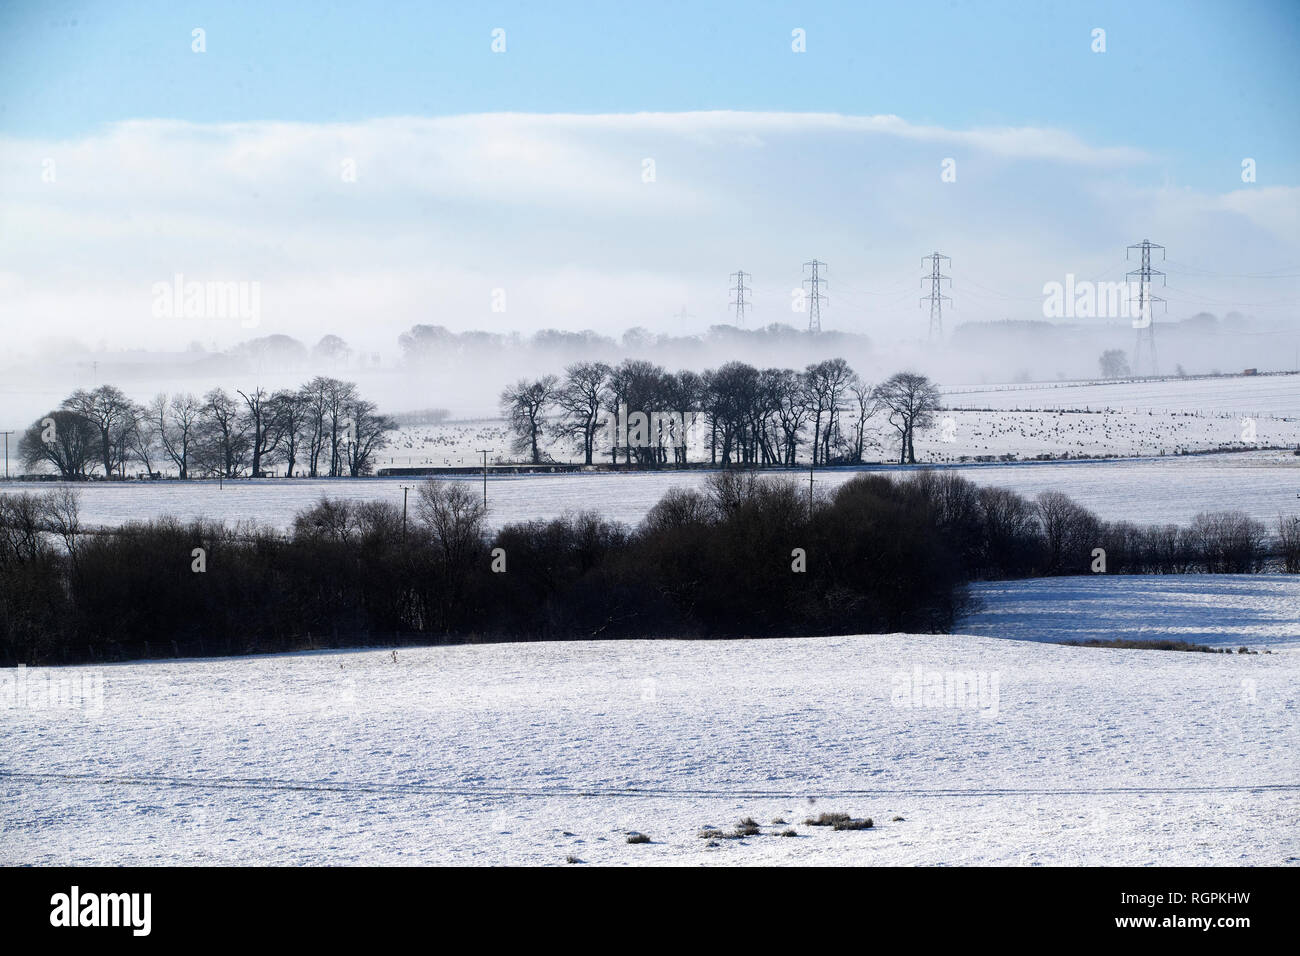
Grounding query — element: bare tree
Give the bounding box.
[874,371,941,465]
[340,397,396,476]
[771,368,810,466]
[556,361,611,465]
[323,378,358,477]
[238,386,279,478]
[41,487,82,558]
[268,389,310,478]
[297,376,355,476]
[299,377,331,477]
[198,388,250,478]
[18,411,97,479]
[664,369,706,465]
[126,411,158,476]
[804,359,855,465]
[151,393,201,479]
[1191,511,1267,573]
[703,362,759,466]
[1278,514,1300,573]
[1035,491,1101,574]
[848,376,881,463]
[61,385,138,478]
[500,375,557,464]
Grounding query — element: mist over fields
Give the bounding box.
[3,311,1293,430]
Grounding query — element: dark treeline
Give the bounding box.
[18,378,395,480]
[399,322,872,366]
[503,358,940,467]
[2,475,1295,666]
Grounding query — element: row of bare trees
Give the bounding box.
[18,378,395,479]
[501,359,941,467]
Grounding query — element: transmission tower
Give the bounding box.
[1126,239,1166,375]
[920,252,951,339]
[802,259,827,332]
[729,270,751,325]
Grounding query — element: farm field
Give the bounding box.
[379,392,1299,468]
[5,449,1296,531]
[2,575,1295,866]
[942,372,1300,417]
[963,575,1300,650]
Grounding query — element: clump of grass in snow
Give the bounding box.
[771,817,788,825]
[565,854,583,864]
[734,817,761,836]
[780,829,798,837]
[833,817,873,831]
[697,828,725,840]
[805,812,852,827]
[626,832,651,844]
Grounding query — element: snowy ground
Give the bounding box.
[4,449,1297,531]
[943,373,1300,417]
[379,407,1299,468]
[962,575,1300,650]
[2,576,1297,866]
[373,374,1300,467]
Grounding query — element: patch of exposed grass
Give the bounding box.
[1065,638,1236,653]
[780,829,798,837]
[625,832,651,844]
[697,828,725,840]
[833,817,873,831]
[805,812,852,827]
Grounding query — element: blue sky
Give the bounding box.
[0,1,1295,353]
[3,0,1297,189]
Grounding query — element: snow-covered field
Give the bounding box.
[3,372,1296,867]
[380,401,1299,467]
[5,449,1296,530]
[917,408,1298,461]
[943,373,1300,417]
[265,376,1300,472]
[963,576,1300,649]
[2,575,1296,866]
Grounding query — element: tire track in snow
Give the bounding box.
[3,770,1299,800]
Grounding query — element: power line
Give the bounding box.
[1163,285,1296,309]
[920,252,951,340]
[802,259,827,332]
[1163,261,1300,279]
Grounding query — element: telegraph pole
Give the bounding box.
[478,450,490,510]
[1127,239,1166,376]
[802,259,827,332]
[729,270,751,325]
[400,484,413,542]
[1,431,12,480]
[920,252,952,339]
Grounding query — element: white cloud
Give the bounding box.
[0,111,1291,357]
[1215,186,1300,241]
